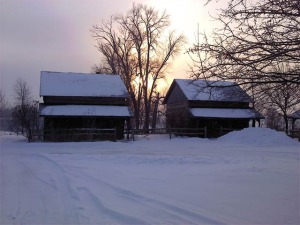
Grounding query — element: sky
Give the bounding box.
[0,0,224,103]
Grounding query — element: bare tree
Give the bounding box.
[260,82,300,133]
[14,78,32,105]
[0,90,7,115]
[12,102,39,142]
[264,107,283,131]
[91,3,185,130]
[189,0,300,88]
[12,78,33,135]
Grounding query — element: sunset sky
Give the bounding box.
[1,0,226,103]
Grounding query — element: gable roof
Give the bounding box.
[40,71,128,97]
[164,79,252,103]
[288,109,300,119]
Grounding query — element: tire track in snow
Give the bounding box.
[17,154,80,225]
[117,189,227,225]
[66,169,226,225]
[100,179,227,225]
[77,187,147,224]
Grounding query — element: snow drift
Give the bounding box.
[219,127,298,146]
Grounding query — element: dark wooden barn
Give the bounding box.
[163,79,263,138]
[39,71,132,141]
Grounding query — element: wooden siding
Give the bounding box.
[188,117,249,138]
[43,96,129,106]
[164,83,187,104]
[166,102,190,128]
[189,100,249,109]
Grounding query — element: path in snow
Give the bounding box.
[1,129,299,225]
[1,152,79,224]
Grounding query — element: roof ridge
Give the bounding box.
[41,71,120,76]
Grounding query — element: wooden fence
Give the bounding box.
[167,128,207,139]
[32,127,237,142]
[128,127,236,140]
[34,128,117,142]
[128,128,207,141]
[32,126,298,142]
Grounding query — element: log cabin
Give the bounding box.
[39,71,132,141]
[163,79,263,138]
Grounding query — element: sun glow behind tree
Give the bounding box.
[91,4,185,130]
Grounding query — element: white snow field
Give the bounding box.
[1,128,299,225]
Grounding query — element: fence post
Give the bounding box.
[113,127,117,142]
[126,128,129,140]
[132,129,135,141]
[204,127,207,138]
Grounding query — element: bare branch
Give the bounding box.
[91,4,185,130]
[189,0,300,86]
[14,78,32,105]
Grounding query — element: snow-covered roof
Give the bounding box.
[40,105,132,117]
[175,79,252,102]
[40,71,128,97]
[190,108,263,119]
[288,109,300,119]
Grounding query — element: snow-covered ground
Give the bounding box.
[1,128,299,225]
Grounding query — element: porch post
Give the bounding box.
[126,118,131,140]
[291,118,295,130]
[252,119,255,127]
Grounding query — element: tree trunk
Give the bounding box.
[284,113,289,134]
[151,93,159,129]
